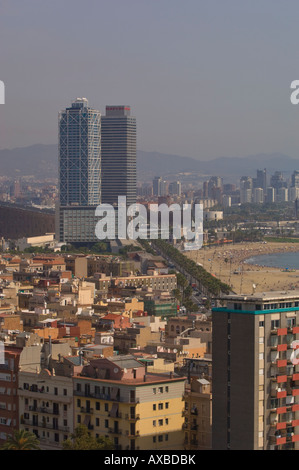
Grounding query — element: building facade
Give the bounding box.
[18,368,74,450]
[73,355,185,450]
[101,106,136,208]
[57,98,101,244]
[212,291,299,450]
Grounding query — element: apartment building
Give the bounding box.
[183,378,212,450]
[0,347,22,444]
[18,368,74,449]
[212,290,299,450]
[113,325,161,354]
[0,334,42,445]
[73,355,186,450]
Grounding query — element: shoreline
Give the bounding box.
[186,242,299,294]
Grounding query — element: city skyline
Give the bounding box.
[1,1,299,161]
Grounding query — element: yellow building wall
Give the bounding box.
[74,393,184,450]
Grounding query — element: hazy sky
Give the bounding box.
[1,0,299,161]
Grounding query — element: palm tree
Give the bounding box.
[1,430,40,450]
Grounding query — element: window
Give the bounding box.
[105,403,109,412]
[153,404,156,411]
[76,383,81,392]
[153,388,156,394]
[158,403,163,410]
[153,436,156,443]
[165,386,169,393]
[287,318,296,328]
[165,402,169,409]
[54,387,58,396]
[63,389,67,396]
[77,399,81,408]
[165,434,168,441]
[96,402,100,411]
[259,321,264,327]
[96,418,100,427]
[158,419,163,426]
[158,387,163,394]
[105,419,109,428]
[158,435,163,442]
[77,415,81,424]
[165,418,168,425]
[271,320,280,330]
[153,420,156,427]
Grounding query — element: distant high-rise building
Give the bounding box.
[253,187,264,204]
[223,184,236,195]
[168,181,181,196]
[208,176,223,198]
[240,176,253,204]
[255,168,267,191]
[267,187,276,203]
[222,195,232,208]
[289,187,299,202]
[292,171,299,189]
[160,180,168,197]
[153,177,162,196]
[240,176,253,191]
[277,187,288,202]
[101,106,136,207]
[57,98,101,244]
[270,171,285,191]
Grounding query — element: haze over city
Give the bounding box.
[1,0,299,161]
[2,0,299,455]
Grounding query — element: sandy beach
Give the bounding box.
[185,242,299,294]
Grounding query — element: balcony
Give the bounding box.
[109,412,122,419]
[125,430,140,438]
[108,428,122,435]
[80,407,94,414]
[21,418,70,433]
[125,414,140,421]
[28,406,60,416]
[73,390,139,404]
[18,388,72,403]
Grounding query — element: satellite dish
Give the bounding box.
[114,368,119,373]
[173,349,177,353]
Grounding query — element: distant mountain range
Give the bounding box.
[0,144,298,182]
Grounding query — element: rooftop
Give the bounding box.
[219,290,299,302]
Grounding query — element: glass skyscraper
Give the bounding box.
[57,98,101,243]
[59,98,101,206]
[101,106,136,207]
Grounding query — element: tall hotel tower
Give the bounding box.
[57,98,101,244]
[101,106,136,207]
